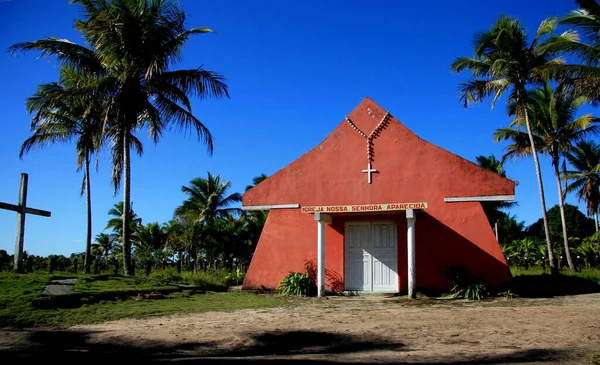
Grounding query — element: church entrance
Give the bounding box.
[344,221,398,292]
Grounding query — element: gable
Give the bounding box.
[243,97,514,210]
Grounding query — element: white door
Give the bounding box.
[345,222,398,292]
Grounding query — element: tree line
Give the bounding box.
[453,0,600,274]
[0,173,268,275]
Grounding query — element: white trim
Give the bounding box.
[444,195,515,203]
[242,204,299,211]
[317,219,326,297]
[407,209,416,299]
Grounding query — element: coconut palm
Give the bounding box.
[475,155,518,242]
[564,140,600,231]
[517,237,537,270]
[451,16,563,274]
[538,0,600,104]
[176,173,242,226]
[135,222,167,275]
[10,0,229,276]
[106,201,142,252]
[245,174,269,192]
[19,66,102,274]
[494,83,600,270]
[168,212,203,270]
[95,232,115,266]
[163,219,186,272]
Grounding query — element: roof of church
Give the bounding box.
[243,97,514,210]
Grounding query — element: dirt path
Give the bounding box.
[2,293,600,364]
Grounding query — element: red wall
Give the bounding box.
[242,98,513,291]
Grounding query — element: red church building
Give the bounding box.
[242,98,514,297]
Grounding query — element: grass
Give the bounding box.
[148,268,234,290]
[74,275,179,293]
[510,267,600,285]
[0,272,287,328]
[506,267,600,297]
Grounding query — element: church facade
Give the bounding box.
[242,98,514,296]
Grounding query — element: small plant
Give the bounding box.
[463,283,489,300]
[277,272,315,296]
[304,260,317,283]
[226,269,245,286]
[446,265,489,300]
[497,289,519,299]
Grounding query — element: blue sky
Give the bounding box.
[0,0,592,256]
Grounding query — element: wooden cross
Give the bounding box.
[0,173,51,272]
[362,162,378,184]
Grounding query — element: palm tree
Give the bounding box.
[517,237,537,270]
[19,66,102,274]
[564,140,600,231]
[451,16,563,274]
[245,174,269,192]
[175,173,241,270]
[10,0,229,276]
[539,0,600,104]
[475,155,518,242]
[106,201,142,274]
[494,83,599,270]
[135,222,167,275]
[106,201,142,249]
[176,173,242,225]
[168,213,203,271]
[208,213,246,270]
[95,232,115,267]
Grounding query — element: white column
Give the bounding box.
[314,212,332,297]
[407,208,416,299]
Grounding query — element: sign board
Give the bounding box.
[300,202,428,214]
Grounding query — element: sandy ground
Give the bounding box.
[1,293,600,364]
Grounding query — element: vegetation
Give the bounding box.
[500,204,600,271]
[565,141,600,231]
[452,16,562,274]
[18,66,102,274]
[0,272,285,328]
[495,82,600,270]
[5,0,600,314]
[11,0,229,276]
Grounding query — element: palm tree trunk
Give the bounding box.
[123,131,133,276]
[83,153,93,274]
[595,211,599,232]
[523,108,558,275]
[553,158,575,271]
[494,220,499,243]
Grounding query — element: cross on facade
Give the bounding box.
[0,173,51,272]
[362,162,378,184]
[346,112,390,184]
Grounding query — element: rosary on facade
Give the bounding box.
[345,111,390,184]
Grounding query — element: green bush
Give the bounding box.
[277,272,315,296]
[446,265,489,300]
[497,289,519,299]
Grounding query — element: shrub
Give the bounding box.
[226,268,245,286]
[498,289,519,299]
[277,272,315,296]
[462,283,489,300]
[446,265,489,300]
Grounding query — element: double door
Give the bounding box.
[345,222,398,292]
